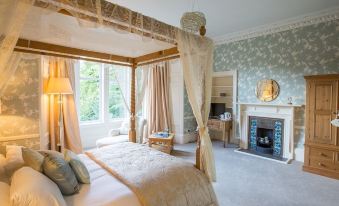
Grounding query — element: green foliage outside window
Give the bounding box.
[79,61,101,122]
[108,66,128,119]
[79,61,129,122]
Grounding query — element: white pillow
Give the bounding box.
[0,154,9,183]
[10,167,67,206]
[119,120,130,135]
[0,182,10,206]
[5,145,25,177]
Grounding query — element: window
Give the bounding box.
[107,65,130,119]
[79,61,101,122]
[77,60,130,124]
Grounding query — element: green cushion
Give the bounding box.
[42,153,79,195]
[64,150,90,184]
[22,148,44,172]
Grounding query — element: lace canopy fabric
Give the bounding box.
[177,30,216,182]
[33,0,177,44]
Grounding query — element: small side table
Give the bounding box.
[149,133,175,154]
[207,119,232,147]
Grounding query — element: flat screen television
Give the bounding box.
[209,103,226,118]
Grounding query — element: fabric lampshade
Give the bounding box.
[46,77,73,94]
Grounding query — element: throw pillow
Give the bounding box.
[22,148,44,172]
[119,120,130,135]
[64,149,90,184]
[43,153,80,195]
[5,145,25,177]
[10,167,66,206]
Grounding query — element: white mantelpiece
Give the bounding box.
[238,102,302,162]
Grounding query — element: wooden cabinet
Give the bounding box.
[303,74,339,179]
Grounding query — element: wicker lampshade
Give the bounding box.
[180,11,206,34]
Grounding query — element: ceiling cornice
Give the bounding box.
[213,6,339,45]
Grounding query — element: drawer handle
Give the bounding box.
[319,152,327,157]
[318,162,325,167]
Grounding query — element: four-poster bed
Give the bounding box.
[1,0,217,205]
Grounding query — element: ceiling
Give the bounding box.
[107,0,339,38]
[20,7,173,58]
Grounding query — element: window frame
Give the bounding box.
[75,60,130,126]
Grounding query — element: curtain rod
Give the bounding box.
[14,48,133,67]
[137,55,180,67]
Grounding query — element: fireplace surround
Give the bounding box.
[238,103,302,163]
[248,116,284,158]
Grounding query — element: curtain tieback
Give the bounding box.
[198,126,208,137]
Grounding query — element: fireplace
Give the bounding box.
[248,116,284,158]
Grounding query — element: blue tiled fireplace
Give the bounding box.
[249,116,284,157]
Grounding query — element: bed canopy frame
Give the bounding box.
[1,0,214,181]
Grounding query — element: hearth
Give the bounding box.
[248,116,284,158]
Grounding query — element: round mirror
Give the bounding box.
[255,79,280,102]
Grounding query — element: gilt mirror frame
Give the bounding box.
[255,79,280,102]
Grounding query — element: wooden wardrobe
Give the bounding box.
[303,74,339,179]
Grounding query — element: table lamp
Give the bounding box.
[46,77,73,152]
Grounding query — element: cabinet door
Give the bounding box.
[308,80,338,145]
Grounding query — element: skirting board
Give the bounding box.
[235,148,292,164]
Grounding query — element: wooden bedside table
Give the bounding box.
[207,119,232,147]
[149,133,175,154]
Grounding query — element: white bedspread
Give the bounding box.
[86,143,218,206]
[64,154,141,206]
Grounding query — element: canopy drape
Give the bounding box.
[0,0,35,96]
[177,30,216,182]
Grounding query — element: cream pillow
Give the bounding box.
[5,145,25,177]
[0,182,10,206]
[10,167,67,206]
[119,120,130,135]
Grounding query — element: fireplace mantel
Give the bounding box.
[237,102,303,107]
[238,102,302,163]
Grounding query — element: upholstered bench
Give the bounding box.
[96,118,147,148]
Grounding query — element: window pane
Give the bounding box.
[80,61,100,79]
[108,83,125,119]
[79,80,100,121]
[108,65,129,119]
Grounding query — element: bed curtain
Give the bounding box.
[177,30,216,182]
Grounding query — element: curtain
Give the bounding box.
[136,66,149,114]
[146,62,172,141]
[0,0,34,95]
[176,30,216,182]
[43,56,83,153]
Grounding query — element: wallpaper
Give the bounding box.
[214,19,339,148]
[0,56,40,149]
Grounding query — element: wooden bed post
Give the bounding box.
[129,63,137,143]
[195,25,207,170]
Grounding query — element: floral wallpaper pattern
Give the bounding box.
[0,57,40,149]
[214,19,339,148]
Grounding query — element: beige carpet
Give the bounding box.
[173,141,339,206]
